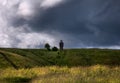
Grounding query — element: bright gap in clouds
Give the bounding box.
[18,1,34,17]
[40,0,64,8]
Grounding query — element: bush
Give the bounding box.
[52,47,58,51]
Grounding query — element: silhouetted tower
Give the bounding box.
[59,40,64,51]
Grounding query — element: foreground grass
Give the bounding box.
[0,65,120,83]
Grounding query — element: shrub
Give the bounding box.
[52,47,58,51]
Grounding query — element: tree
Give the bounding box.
[44,43,51,51]
[52,46,58,51]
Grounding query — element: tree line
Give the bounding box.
[44,40,64,51]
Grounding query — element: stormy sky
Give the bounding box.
[0,0,120,48]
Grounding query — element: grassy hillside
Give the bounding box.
[0,48,120,69]
[0,48,120,82]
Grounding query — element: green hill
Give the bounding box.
[1,48,120,82]
[0,48,120,69]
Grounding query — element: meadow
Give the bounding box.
[0,48,120,82]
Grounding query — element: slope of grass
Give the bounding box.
[0,50,39,68]
[0,48,120,69]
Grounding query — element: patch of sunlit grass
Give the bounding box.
[0,65,120,83]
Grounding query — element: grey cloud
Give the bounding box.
[0,0,58,48]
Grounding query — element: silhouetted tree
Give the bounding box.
[52,46,58,51]
[44,43,51,51]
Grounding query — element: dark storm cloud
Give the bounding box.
[11,0,120,48]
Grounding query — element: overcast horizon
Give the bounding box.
[0,0,120,49]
